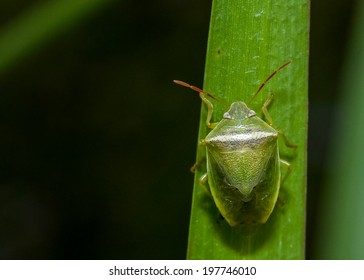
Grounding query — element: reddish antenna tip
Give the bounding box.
[173,80,205,93]
[173,79,223,102]
[173,80,188,87]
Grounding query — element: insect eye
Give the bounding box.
[248,110,256,117]
[223,112,232,119]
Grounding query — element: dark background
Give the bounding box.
[0,0,356,259]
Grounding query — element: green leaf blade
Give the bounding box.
[187,0,309,260]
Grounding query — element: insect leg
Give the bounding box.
[199,173,212,197]
[199,92,218,129]
[278,130,297,149]
[200,173,208,185]
[262,92,274,126]
[279,159,292,184]
[190,140,206,173]
[173,80,219,129]
[190,140,212,197]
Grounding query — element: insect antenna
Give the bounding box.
[173,80,226,105]
[248,61,291,105]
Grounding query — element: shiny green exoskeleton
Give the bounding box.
[174,62,294,227]
[204,101,280,226]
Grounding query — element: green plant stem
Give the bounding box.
[187,0,309,259]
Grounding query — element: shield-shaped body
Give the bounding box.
[205,101,280,227]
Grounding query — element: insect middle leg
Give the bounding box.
[190,139,206,173]
[190,139,213,196]
[278,132,297,184]
[278,130,297,149]
[191,145,211,196]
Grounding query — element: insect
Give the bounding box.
[174,62,295,227]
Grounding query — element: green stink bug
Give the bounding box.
[174,62,295,227]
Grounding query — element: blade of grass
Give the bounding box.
[187,0,309,259]
[0,0,115,75]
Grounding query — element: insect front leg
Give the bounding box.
[199,92,218,129]
[262,92,297,148]
[172,80,218,129]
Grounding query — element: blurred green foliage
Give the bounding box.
[0,0,209,259]
[0,0,360,259]
[311,0,364,259]
[0,0,114,74]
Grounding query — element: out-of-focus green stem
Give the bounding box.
[313,0,364,259]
